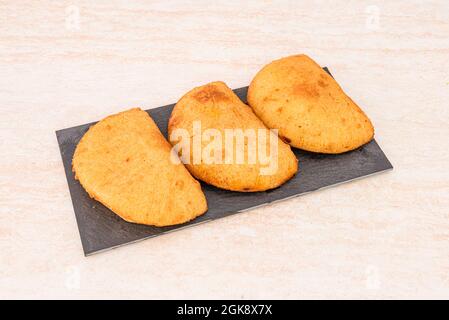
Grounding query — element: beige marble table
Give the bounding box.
[0,0,448,299]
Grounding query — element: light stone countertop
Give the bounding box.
[0,0,448,299]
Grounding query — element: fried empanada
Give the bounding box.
[168,81,297,192]
[72,108,207,227]
[247,54,374,153]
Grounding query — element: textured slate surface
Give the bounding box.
[56,68,393,255]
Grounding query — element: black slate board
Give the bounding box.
[56,68,393,256]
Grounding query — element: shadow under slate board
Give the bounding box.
[56,67,393,256]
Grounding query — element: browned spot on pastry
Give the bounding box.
[125,157,130,162]
[280,135,291,144]
[277,107,283,113]
[341,117,346,124]
[293,83,319,98]
[326,142,335,150]
[193,85,230,103]
[263,96,278,102]
[175,180,184,190]
[168,115,182,128]
[318,79,328,88]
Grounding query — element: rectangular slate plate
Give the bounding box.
[56,68,393,256]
